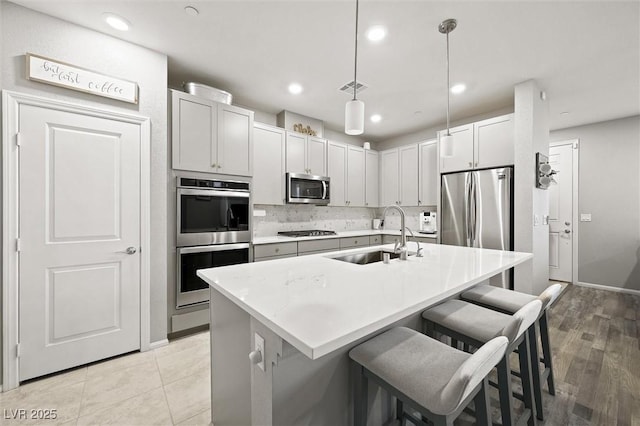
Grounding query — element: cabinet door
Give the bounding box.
[418,140,438,207]
[439,123,474,174]
[399,144,419,206]
[285,132,307,173]
[217,104,253,176]
[327,142,347,206]
[365,150,379,208]
[253,124,285,205]
[380,149,399,207]
[474,114,514,169]
[171,91,217,173]
[347,146,365,207]
[307,136,327,176]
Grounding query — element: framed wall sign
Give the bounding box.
[26,53,139,104]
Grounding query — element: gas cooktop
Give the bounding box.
[278,230,337,237]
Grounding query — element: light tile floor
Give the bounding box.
[0,332,211,426]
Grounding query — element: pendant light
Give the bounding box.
[345,0,364,135]
[439,18,457,157]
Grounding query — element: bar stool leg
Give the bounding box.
[539,311,556,395]
[352,362,368,426]
[473,378,492,426]
[528,326,544,420]
[497,355,515,426]
[396,398,404,423]
[518,335,537,426]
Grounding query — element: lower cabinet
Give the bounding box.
[298,239,340,254]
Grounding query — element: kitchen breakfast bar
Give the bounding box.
[197,243,532,426]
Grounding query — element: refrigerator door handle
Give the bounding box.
[464,173,472,246]
[470,172,477,247]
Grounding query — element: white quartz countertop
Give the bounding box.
[252,229,437,245]
[197,244,531,360]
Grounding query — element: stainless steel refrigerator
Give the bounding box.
[441,167,514,288]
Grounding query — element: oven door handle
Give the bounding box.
[178,188,250,198]
[177,243,251,254]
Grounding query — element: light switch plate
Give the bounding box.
[254,333,265,371]
[580,213,592,222]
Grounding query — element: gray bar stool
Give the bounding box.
[349,327,508,426]
[422,299,542,426]
[460,284,562,419]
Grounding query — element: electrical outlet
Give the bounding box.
[254,333,265,371]
[580,213,592,222]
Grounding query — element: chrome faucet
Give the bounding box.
[382,205,408,260]
[404,227,423,257]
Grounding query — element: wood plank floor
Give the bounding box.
[456,284,640,426]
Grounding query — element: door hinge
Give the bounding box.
[16,343,21,358]
[15,132,21,147]
[573,142,578,149]
[16,238,21,252]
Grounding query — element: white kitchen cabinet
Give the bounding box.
[347,146,365,207]
[399,144,419,206]
[418,139,438,207]
[171,90,253,176]
[286,132,327,176]
[253,123,285,205]
[327,142,347,206]
[439,113,514,173]
[365,150,379,207]
[380,149,399,207]
[380,145,419,207]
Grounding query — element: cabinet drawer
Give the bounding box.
[298,238,339,254]
[339,236,369,249]
[369,235,382,245]
[254,242,297,259]
[253,253,297,262]
[382,234,401,245]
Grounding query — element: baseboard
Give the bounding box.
[148,339,169,350]
[575,281,640,296]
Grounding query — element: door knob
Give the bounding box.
[117,247,137,254]
[564,229,571,234]
[249,349,263,365]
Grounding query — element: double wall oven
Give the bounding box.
[176,177,250,309]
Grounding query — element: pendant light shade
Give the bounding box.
[345,99,365,135]
[439,18,457,158]
[345,0,365,135]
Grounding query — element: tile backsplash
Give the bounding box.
[252,204,435,238]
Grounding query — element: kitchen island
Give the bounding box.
[198,243,532,426]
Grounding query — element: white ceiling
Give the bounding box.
[10,0,640,141]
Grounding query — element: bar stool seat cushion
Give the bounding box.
[461,286,536,314]
[351,327,508,416]
[422,299,521,344]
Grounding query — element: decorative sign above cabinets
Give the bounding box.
[293,123,318,136]
[26,53,139,104]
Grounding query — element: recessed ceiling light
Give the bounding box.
[450,83,466,94]
[103,13,130,31]
[370,114,382,123]
[288,83,303,95]
[366,26,387,42]
[560,111,570,115]
[184,6,199,16]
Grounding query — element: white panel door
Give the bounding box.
[380,149,399,207]
[365,150,379,208]
[549,143,574,282]
[399,144,419,206]
[217,104,253,176]
[418,140,438,207]
[19,104,141,381]
[307,136,327,176]
[285,132,306,173]
[347,146,365,207]
[327,142,347,206]
[253,124,285,205]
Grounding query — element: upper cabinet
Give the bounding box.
[347,146,365,207]
[418,140,438,207]
[365,150,379,208]
[286,132,327,176]
[253,123,285,205]
[327,142,366,207]
[171,90,253,176]
[380,145,419,207]
[439,113,514,174]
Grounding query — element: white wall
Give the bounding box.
[551,115,640,291]
[513,80,550,295]
[1,2,169,383]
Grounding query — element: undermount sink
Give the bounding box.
[329,250,401,265]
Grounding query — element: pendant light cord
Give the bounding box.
[446,30,451,136]
[353,0,359,101]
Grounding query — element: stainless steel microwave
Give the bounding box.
[286,173,330,205]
